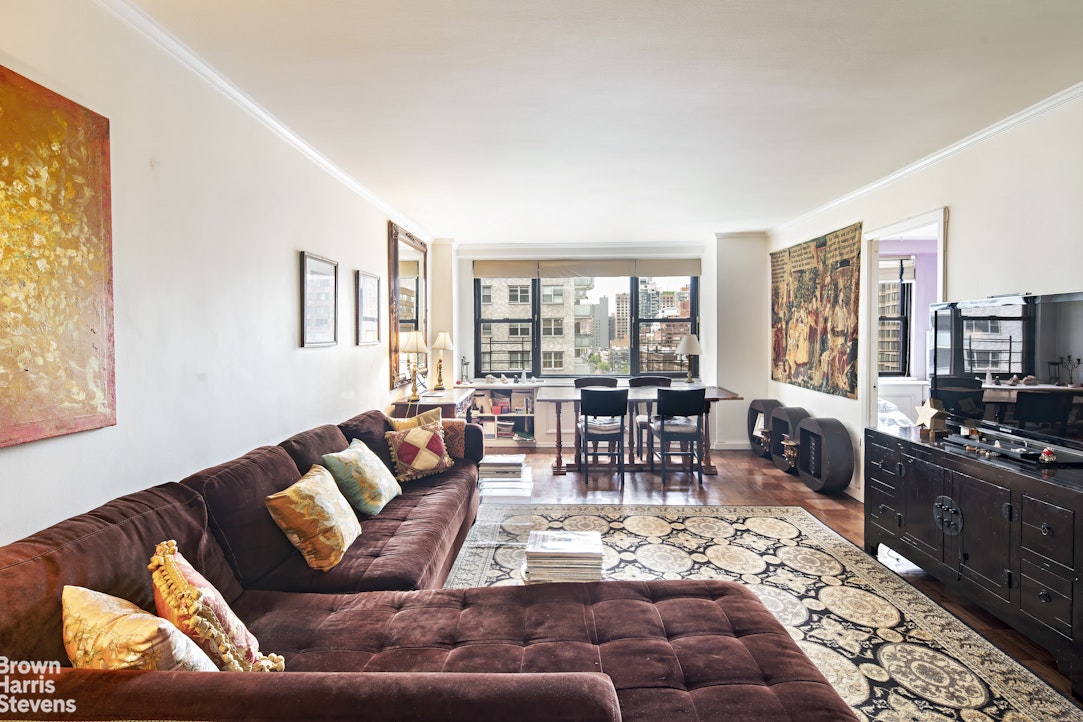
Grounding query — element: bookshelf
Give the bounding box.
[470,382,539,446]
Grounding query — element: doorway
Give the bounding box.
[862,208,947,429]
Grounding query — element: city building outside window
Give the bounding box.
[474,275,697,377]
[508,285,530,304]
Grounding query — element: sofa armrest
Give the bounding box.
[464,421,485,463]
[38,669,621,722]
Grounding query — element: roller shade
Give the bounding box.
[879,256,915,283]
[474,258,701,278]
[472,260,540,278]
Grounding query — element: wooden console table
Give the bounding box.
[388,386,473,419]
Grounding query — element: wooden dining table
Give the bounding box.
[534,383,743,476]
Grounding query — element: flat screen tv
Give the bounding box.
[929,291,1083,454]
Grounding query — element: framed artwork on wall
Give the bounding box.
[0,64,115,448]
[356,270,380,345]
[300,251,338,347]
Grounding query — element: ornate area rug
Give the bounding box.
[446,503,1083,722]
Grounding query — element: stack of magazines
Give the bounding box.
[478,454,532,503]
[524,530,604,583]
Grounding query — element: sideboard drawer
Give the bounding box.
[1021,495,1075,570]
[1020,557,1073,638]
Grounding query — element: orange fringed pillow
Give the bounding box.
[149,540,284,672]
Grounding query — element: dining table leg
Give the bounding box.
[551,400,566,475]
[702,402,718,475]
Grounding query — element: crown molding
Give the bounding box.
[455,241,708,260]
[777,82,1083,232]
[94,0,430,240]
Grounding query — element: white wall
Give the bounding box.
[0,1,410,543]
[712,233,770,448]
[767,90,1083,501]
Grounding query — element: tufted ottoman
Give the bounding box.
[235,579,857,722]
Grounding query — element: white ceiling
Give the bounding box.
[121,0,1082,247]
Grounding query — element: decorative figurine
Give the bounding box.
[1063,355,1080,386]
[915,399,947,433]
[1040,447,1058,464]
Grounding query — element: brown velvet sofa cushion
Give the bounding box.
[184,429,480,593]
[0,483,240,665]
[232,580,857,722]
[32,669,622,722]
[278,423,349,473]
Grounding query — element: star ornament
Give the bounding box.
[915,399,947,430]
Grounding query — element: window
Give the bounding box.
[877,258,913,376]
[509,285,530,304]
[542,285,564,304]
[969,350,1003,371]
[474,275,698,377]
[476,277,535,375]
[964,319,1002,335]
[542,351,564,370]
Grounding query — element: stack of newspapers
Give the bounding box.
[478,454,532,503]
[524,530,604,584]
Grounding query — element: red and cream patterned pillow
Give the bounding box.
[385,421,454,482]
[149,540,284,672]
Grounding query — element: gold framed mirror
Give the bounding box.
[388,221,427,389]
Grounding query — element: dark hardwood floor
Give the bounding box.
[518,448,1077,704]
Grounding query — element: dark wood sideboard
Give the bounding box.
[864,425,1083,700]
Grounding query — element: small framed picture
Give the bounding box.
[300,251,338,347]
[356,270,380,345]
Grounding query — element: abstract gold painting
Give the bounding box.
[0,65,114,447]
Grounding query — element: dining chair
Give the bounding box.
[649,387,707,485]
[1014,391,1075,437]
[574,377,619,468]
[628,376,672,461]
[577,388,629,485]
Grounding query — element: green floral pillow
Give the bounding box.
[322,439,403,515]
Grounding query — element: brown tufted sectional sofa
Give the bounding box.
[0,410,857,722]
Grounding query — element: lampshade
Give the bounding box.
[400,330,428,354]
[675,334,702,356]
[431,331,454,351]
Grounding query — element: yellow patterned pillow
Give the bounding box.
[266,465,362,571]
[149,541,284,672]
[385,421,454,482]
[386,408,442,430]
[62,585,218,671]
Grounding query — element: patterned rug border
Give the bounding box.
[446,503,1083,721]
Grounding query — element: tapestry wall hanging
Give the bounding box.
[0,65,115,447]
[771,222,862,398]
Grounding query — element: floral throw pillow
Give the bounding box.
[385,421,454,482]
[322,439,403,515]
[149,540,284,672]
[265,465,362,571]
[62,585,218,671]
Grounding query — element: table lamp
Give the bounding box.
[675,334,702,383]
[431,332,453,390]
[400,330,428,401]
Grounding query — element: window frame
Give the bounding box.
[473,276,699,378]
